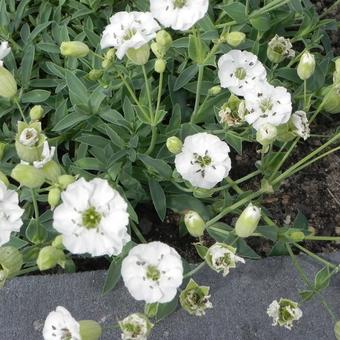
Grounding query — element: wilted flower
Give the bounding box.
[33,141,55,169]
[119,313,153,340]
[150,0,209,31]
[267,35,295,63]
[235,203,261,238]
[43,306,80,340]
[100,12,160,60]
[0,41,11,66]
[175,133,231,189]
[290,110,310,140]
[205,243,245,276]
[179,279,213,316]
[244,82,292,130]
[219,95,246,126]
[53,178,130,257]
[267,298,302,330]
[297,51,315,80]
[218,50,267,97]
[121,241,183,304]
[0,181,24,246]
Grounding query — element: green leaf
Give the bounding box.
[207,223,234,243]
[174,64,198,91]
[21,90,51,103]
[53,112,89,131]
[153,109,167,125]
[144,303,159,318]
[237,239,261,259]
[102,257,123,295]
[315,266,330,290]
[299,289,314,302]
[156,297,178,322]
[25,218,48,244]
[75,158,105,171]
[19,44,35,88]
[138,154,172,178]
[104,125,126,149]
[194,244,208,260]
[224,131,243,155]
[65,70,89,107]
[269,241,289,256]
[293,210,309,231]
[89,86,106,113]
[256,225,278,242]
[135,105,152,125]
[148,179,167,221]
[222,3,247,23]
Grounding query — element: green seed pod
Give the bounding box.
[208,86,222,96]
[155,59,166,73]
[41,160,62,184]
[226,32,246,47]
[235,203,261,238]
[60,41,90,58]
[166,136,183,154]
[0,66,17,99]
[0,170,9,187]
[126,44,150,66]
[11,164,45,188]
[156,30,172,49]
[58,174,75,189]
[48,187,61,209]
[322,86,340,114]
[0,246,23,279]
[256,123,277,146]
[297,51,315,80]
[334,321,340,340]
[87,69,103,81]
[37,246,65,271]
[29,105,44,121]
[79,320,102,340]
[184,211,206,238]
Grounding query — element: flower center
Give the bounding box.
[173,0,186,8]
[82,207,102,229]
[234,67,247,80]
[146,265,160,281]
[260,98,273,113]
[123,28,137,41]
[124,323,142,337]
[193,152,212,168]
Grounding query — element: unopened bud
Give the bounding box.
[155,59,166,73]
[297,51,315,80]
[287,230,305,242]
[29,105,44,121]
[226,32,246,47]
[52,235,64,249]
[256,123,277,146]
[127,44,150,65]
[0,66,17,98]
[184,211,206,237]
[37,246,66,271]
[79,320,102,340]
[60,41,89,58]
[11,164,45,188]
[235,203,261,238]
[48,187,61,209]
[58,175,75,189]
[87,69,103,81]
[208,86,222,96]
[166,136,183,154]
[156,30,172,49]
[151,42,166,59]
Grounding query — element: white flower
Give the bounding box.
[290,110,310,140]
[0,41,11,66]
[53,178,130,257]
[100,11,160,59]
[218,50,267,96]
[175,132,231,189]
[0,181,24,246]
[150,0,209,31]
[121,241,183,304]
[205,243,245,276]
[19,127,39,146]
[33,141,55,168]
[267,298,303,330]
[43,306,80,340]
[119,313,153,340]
[244,82,292,130]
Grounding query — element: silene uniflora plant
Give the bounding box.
[0,0,339,338]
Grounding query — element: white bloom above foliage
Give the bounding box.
[100,11,160,59]
[33,141,55,169]
[53,178,130,257]
[290,110,310,140]
[150,0,209,31]
[121,241,183,304]
[244,82,292,130]
[175,132,231,189]
[43,306,80,340]
[267,298,303,330]
[0,41,11,66]
[218,50,267,97]
[0,181,24,246]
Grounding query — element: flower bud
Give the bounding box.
[79,320,102,340]
[267,35,295,64]
[334,321,340,340]
[166,136,183,154]
[58,174,75,189]
[322,85,340,114]
[48,187,61,209]
[52,235,64,249]
[37,246,66,271]
[156,30,172,49]
[235,203,261,238]
[126,44,150,65]
[0,67,17,99]
[0,171,9,187]
[41,160,62,184]
[29,105,44,121]
[0,246,23,286]
[87,69,103,81]
[11,164,45,188]
[184,210,206,237]
[151,42,166,59]
[297,51,315,80]
[226,32,246,47]
[256,123,277,146]
[101,49,116,69]
[60,41,90,58]
[180,279,213,316]
[119,313,153,340]
[289,231,305,242]
[208,85,222,96]
[0,142,5,160]
[155,59,166,73]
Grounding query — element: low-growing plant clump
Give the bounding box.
[0,0,339,339]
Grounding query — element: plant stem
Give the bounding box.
[142,65,153,118]
[130,221,147,243]
[191,65,204,123]
[303,80,307,110]
[145,126,157,155]
[155,72,164,116]
[31,189,39,221]
[305,235,340,242]
[14,98,27,123]
[183,262,206,279]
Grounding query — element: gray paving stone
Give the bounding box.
[1,253,339,340]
